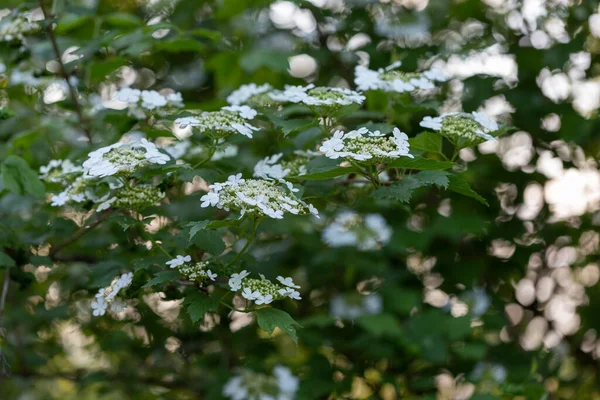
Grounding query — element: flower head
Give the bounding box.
[355,62,447,93]
[227,83,273,106]
[419,111,499,146]
[175,106,259,138]
[319,127,413,163]
[201,175,319,219]
[269,84,364,114]
[82,139,170,178]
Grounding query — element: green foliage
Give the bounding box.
[256,307,302,344]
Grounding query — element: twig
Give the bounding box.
[0,267,9,317]
[39,0,92,143]
[225,217,260,269]
[50,210,113,257]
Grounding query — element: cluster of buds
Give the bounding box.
[355,61,447,93]
[166,255,218,283]
[253,150,318,180]
[420,111,499,147]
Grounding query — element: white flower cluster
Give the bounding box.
[355,61,447,93]
[114,87,183,118]
[91,272,133,317]
[322,211,392,251]
[223,365,299,400]
[39,159,82,183]
[200,174,319,219]
[419,111,499,144]
[228,270,301,305]
[253,151,318,180]
[330,293,383,320]
[166,255,217,283]
[319,127,413,163]
[175,105,259,138]
[227,83,273,106]
[0,12,39,42]
[82,139,170,178]
[269,84,365,110]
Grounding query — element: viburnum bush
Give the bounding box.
[1,1,600,399]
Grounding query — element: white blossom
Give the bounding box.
[355,62,446,93]
[269,84,365,108]
[227,83,272,105]
[175,106,260,138]
[319,127,413,162]
[91,298,107,316]
[82,139,170,178]
[141,90,168,109]
[201,174,318,219]
[276,276,300,289]
[166,255,192,268]
[323,210,392,251]
[419,111,499,144]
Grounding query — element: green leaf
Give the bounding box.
[54,14,92,34]
[1,155,45,198]
[184,291,218,323]
[448,175,488,206]
[455,343,488,360]
[297,166,357,181]
[409,132,443,154]
[373,177,421,203]
[190,230,225,255]
[387,157,454,170]
[111,214,140,231]
[156,38,205,53]
[187,221,210,240]
[413,170,450,189]
[105,13,144,28]
[190,28,222,41]
[89,57,128,82]
[0,252,15,269]
[143,270,180,288]
[356,313,403,337]
[256,308,302,344]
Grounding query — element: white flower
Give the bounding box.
[320,127,413,162]
[422,67,448,82]
[50,191,70,207]
[255,294,273,305]
[115,87,141,103]
[83,139,170,178]
[141,90,168,110]
[206,269,217,281]
[241,288,261,300]
[110,298,126,313]
[118,272,134,288]
[419,116,443,131]
[355,62,443,93]
[229,270,250,291]
[222,105,257,119]
[471,111,499,132]
[276,276,300,289]
[200,192,220,208]
[166,255,192,268]
[319,130,345,157]
[323,211,392,251]
[202,176,317,219]
[96,196,116,212]
[175,107,259,138]
[91,298,107,316]
[420,111,499,143]
[274,366,300,394]
[227,83,272,105]
[269,85,364,107]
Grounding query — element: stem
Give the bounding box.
[225,217,260,269]
[192,146,216,169]
[450,147,460,162]
[49,210,113,257]
[39,0,92,143]
[0,267,10,317]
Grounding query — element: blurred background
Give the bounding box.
[0,0,599,399]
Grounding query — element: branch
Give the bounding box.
[0,267,9,317]
[49,210,113,257]
[38,0,92,143]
